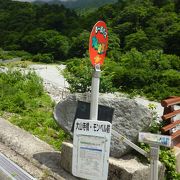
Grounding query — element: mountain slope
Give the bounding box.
[34,0,118,9]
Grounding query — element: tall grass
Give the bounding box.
[0,70,68,149]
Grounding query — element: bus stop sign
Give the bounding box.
[72,119,112,180]
[89,21,108,67]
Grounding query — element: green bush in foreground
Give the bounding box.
[32,53,54,63]
[0,70,68,149]
[64,49,180,100]
[141,105,180,180]
[63,57,116,93]
[0,48,14,60]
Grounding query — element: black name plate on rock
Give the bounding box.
[71,101,114,132]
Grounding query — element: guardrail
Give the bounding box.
[161,96,180,147]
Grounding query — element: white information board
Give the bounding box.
[139,132,171,147]
[72,119,112,180]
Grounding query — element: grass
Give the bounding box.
[4,61,33,69]
[0,70,69,150]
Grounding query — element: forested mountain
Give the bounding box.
[0,0,83,59]
[33,0,118,9]
[83,0,180,55]
[0,0,179,99]
[1,0,179,57]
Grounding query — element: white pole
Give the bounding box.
[90,65,101,121]
[150,145,159,180]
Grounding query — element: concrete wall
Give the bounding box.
[60,142,165,180]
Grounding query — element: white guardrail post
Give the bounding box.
[90,65,101,121]
[150,145,159,180]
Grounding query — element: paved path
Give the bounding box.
[29,64,69,103]
[29,64,69,89]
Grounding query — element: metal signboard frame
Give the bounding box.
[139,132,171,180]
[72,119,112,180]
[139,132,171,147]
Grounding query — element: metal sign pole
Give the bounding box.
[139,133,172,180]
[90,65,101,121]
[72,21,109,180]
[150,145,159,180]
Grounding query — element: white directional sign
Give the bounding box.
[72,119,112,180]
[139,132,171,147]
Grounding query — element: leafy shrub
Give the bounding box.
[4,44,21,51]
[0,49,32,60]
[32,53,54,63]
[8,50,31,58]
[64,49,179,100]
[63,57,116,93]
[0,70,44,113]
[110,49,180,100]
[0,70,68,149]
[160,148,180,180]
[21,55,33,62]
[63,58,92,92]
[0,51,14,60]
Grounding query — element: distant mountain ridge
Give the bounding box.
[34,0,118,9]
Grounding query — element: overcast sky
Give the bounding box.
[15,0,76,2]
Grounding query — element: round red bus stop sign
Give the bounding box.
[89,21,108,67]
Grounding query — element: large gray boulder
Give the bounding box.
[54,93,152,158]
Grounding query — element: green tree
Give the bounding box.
[22,30,70,60]
[69,30,90,58]
[106,29,121,61]
[124,30,149,51]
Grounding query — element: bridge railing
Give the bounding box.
[161,96,180,147]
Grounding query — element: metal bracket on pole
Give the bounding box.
[90,64,101,121]
[150,145,159,180]
[112,130,148,158]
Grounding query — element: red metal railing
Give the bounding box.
[161,96,180,147]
